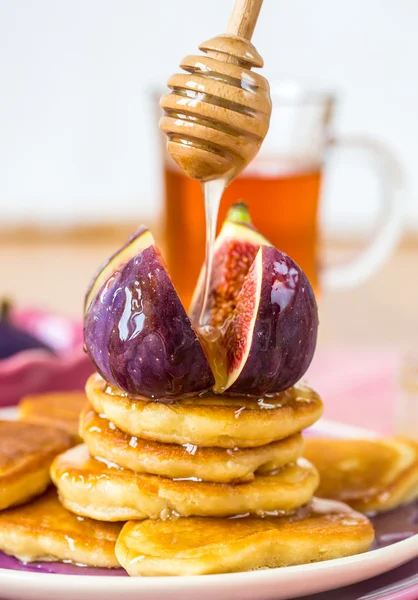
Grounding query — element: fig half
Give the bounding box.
[190,204,318,395]
[223,245,318,394]
[84,228,215,398]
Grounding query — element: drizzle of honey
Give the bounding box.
[198,324,228,393]
[199,178,228,326]
[197,176,232,392]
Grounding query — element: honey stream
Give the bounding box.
[198,177,230,392]
[199,178,227,327]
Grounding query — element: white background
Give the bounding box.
[0,0,416,235]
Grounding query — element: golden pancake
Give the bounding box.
[116,497,374,576]
[0,421,72,510]
[0,488,122,567]
[304,437,418,513]
[80,404,304,483]
[19,390,87,443]
[86,373,323,448]
[51,444,319,521]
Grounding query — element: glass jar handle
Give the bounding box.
[322,135,406,290]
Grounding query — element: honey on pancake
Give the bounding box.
[304,437,418,512]
[80,404,305,483]
[51,445,320,521]
[306,440,402,499]
[0,488,122,567]
[99,371,311,409]
[116,496,374,576]
[86,373,323,448]
[0,422,70,472]
[0,421,72,511]
[19,391,87,442]
[197,325,228,392]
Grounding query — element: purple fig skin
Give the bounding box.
[84,226,150,313]
[84,246,215,398]
[226,246,318,395]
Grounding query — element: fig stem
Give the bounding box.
[226,202,252,224]
[0,298,12,322]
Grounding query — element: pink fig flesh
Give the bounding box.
[189,202,271,327]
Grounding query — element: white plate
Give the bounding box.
[0,409,417,600]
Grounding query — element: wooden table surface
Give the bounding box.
[1,237,417,350]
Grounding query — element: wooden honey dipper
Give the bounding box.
[159,0,271,182]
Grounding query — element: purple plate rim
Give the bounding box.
[1,529,417,580]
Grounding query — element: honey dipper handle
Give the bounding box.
[226,0,264,39]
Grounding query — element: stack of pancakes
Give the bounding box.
[48,373,374,575]
[52,373,323,521]
[0,384,385,574]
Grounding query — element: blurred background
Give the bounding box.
[0,0,417,349]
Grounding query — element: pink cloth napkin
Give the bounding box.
[306,347,401,435]
[0,310,93,406]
